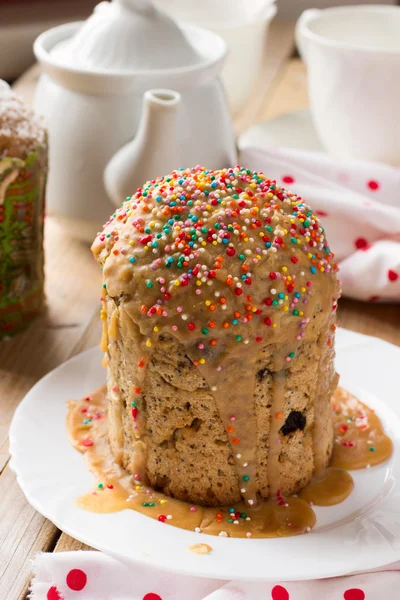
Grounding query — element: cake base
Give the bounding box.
[106,301,336,506]
[67,385,392,538]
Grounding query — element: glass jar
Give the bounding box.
[0,81,48,338]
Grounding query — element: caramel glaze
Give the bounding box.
[330,387,393,470]
[67,385,392,538]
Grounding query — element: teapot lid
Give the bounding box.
[57,0,203,72]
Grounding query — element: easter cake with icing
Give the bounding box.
[92,166,340,507]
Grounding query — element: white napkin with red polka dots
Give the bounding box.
[239,147,400,302]
[31,552,400,599]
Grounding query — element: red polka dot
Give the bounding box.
[47,587,63,600]
[271,585,290,600]
[388,269,399,282]
[367,180,379,191]
[369,295,379,302]
[354,237,369,250]
[282,175,295,184]
[344,589,365,600]
[315,210,328,217]
[66,569,87,591]
[142,594,163,600]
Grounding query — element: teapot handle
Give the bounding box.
[295,9,320,64]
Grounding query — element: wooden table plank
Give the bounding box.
[0,218,101,600]
[0,467,59,600]
[338,299,400,347]
[0,313,103,598]
[0,310,102,598]
[54,535,94,553]
[259,57,309,121]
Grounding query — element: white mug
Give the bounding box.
[296,5,400,165]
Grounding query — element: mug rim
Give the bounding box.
[300,4,400,54]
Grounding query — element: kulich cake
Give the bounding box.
[0,80,47,338]
[92,166,340,507]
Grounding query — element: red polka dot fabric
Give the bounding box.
[238,146,400,301]
[32,551,399,600]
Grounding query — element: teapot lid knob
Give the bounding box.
[114,0,154,16]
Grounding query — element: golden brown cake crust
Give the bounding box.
[93,167,340,507]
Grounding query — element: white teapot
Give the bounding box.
[33,0,237,241]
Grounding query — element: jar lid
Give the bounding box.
[0,79,47,159]
[58,0,203,72]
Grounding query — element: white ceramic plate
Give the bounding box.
[238,110,324,154]
[9,328,400,581]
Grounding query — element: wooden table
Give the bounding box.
[1,20,399,600]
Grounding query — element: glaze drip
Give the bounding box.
[187,347,259,506]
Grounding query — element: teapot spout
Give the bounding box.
[104,89,181,208]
